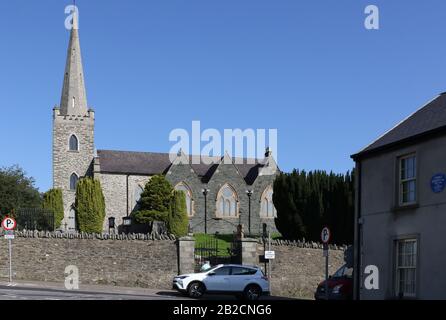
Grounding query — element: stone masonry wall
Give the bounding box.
[53,109,95,229]
[257,242,346,299]
[0,232,177,290]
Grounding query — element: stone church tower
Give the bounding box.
[53,13,95,231]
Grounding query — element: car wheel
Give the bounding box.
[244,284,261,301]
[188,282,205,299]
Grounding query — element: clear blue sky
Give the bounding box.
[2,0,446,192]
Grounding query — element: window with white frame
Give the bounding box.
[260,186,277,218]
[216,184,238,217]
[395,239,417,298]
[175,182,194,217]
[399,155,416,205]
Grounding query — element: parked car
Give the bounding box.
[314,264,353,300]
[173,264,270,300]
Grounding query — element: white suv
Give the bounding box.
[173,264,270,300]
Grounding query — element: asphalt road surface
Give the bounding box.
[0,283,291,300]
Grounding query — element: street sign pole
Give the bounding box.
[324,243,329,300]
[268,229,271,295]
[8,239,12,283]
[321,226,331,300]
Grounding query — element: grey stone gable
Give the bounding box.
[353,93,446,159]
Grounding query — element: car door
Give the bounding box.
[202,266,231,292]
[228,267,258,291]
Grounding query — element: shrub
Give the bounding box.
[75,178,106,233]
[133,210,168,224]
[138,175,173,212]
[42,188,64,228]
[168,190,189,237]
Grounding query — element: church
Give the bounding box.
[52,13,279,235]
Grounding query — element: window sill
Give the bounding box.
[68,150,80,153]
[392,203,419,212]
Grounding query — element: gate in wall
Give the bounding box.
[194,237,241,272]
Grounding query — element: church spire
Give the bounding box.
[60,9,88,115]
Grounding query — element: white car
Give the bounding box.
[173,264,270,300]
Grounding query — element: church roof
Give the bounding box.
[352,93,446,160]
[96,150,266,184]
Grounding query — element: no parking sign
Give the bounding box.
[2,217,17,231]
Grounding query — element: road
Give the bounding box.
[0,282,292,300]
[0,284,185,300]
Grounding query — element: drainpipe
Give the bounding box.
[353,161,362,300]
[126,174,130,217]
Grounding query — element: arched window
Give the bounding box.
[175,182,194,217]
[134,185,144,210]
[69,134,79,151]
[260,186,277,218]
[70,173,79,191]
[216,184,238,217]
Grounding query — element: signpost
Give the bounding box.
[2,217,17,284]
[321,226,331,300]
[265,250,275,260]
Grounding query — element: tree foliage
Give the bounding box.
[273,169,354,244]
[133,175,173,225]
[42,188,64,228]
[138,175,173,213]
[168,190,189,237]
[133,175,189,236]
[0,165,41,217]
[132,210,168,224]
[75,178,106,233]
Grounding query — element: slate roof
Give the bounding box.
[352,93,446,159]
[96,150,265,184]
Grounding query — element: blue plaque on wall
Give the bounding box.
[431,173,446,193]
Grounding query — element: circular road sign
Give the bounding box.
[1,217,17,231]
[321,227,331,244]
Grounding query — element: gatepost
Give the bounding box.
[239,238,258,266]
[177,236,195,275]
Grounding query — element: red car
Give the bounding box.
[314,264,353,300]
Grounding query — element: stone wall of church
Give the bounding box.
[53,109,95,229]
[95,173,151,230]
[95,163,277,234]
[167,162,278,235]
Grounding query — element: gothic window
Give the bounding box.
[216,184,238,218]
[70,173,79,191]
[134,185,144,210]
[260,186,277,218]
[175,182,194,217]
[69,134,79,151]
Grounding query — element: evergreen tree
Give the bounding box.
[133,175,173,224]
[168,190,189,237]
[75,178,106,233]
[138,175,173,213]
[42,188,64,228]
[273,169,355,244]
